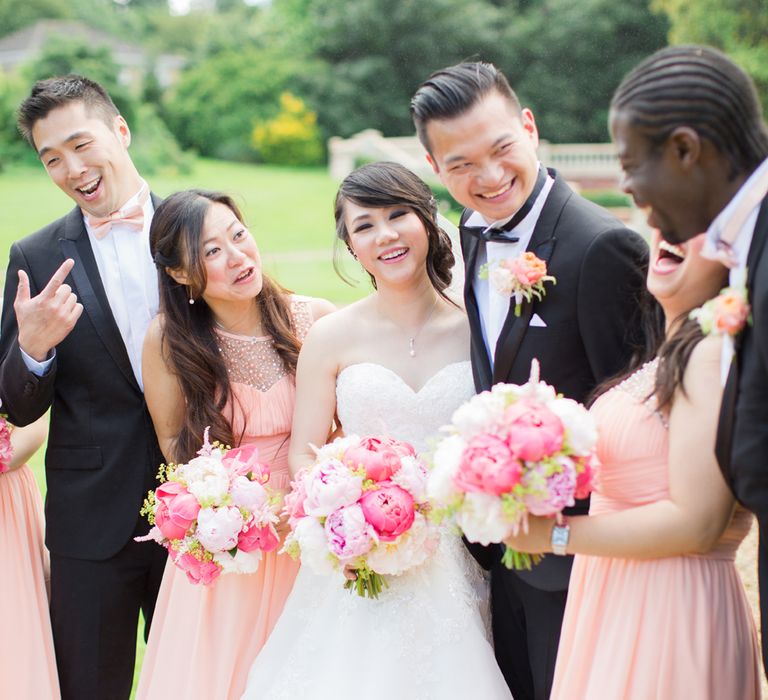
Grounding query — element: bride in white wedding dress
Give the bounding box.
[241,163,512,700]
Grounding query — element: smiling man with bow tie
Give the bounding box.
[0,75,167,700]
[411,62,653,700]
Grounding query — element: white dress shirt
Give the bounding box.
[467,167,554,366]
[22,182,159,390]
[704,157,768,384]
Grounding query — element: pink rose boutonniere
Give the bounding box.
[480,251,556,316]
[690,282,751,338]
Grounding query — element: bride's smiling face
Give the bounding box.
[344,200,430,287]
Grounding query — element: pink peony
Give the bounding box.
[303,459,364,516]
[174,551,221,585]
[343,436,412,482]
[524,460,576,516]
[574,453,599,500]
[283,472,308,528]
[359,483,415,542]
[222,443,269,481]
[503,400,564,462]
[454,433,523,496]
[230,474,270,513]
[154,481,201,541]
[324,504,375,561]
[0,417,12,473]
[238,519,279,553]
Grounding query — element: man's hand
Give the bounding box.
[15,258,83,362]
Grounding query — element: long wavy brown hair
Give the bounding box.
[150,190,300,462]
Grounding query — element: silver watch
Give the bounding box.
[551,519,570,556]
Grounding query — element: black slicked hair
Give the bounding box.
[611,45,768,179]
[410,62,521,154]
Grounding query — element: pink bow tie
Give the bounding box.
[84,185,149,240]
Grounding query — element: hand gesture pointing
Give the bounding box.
[15,258,83,362]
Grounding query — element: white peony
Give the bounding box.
[303,458,364,517]
[195,506,244,553]
[215,548,261,575]
[312,435,358,462]
[456,492,513,546]
[229,474,270,513]
[181,456,231,505]
[548,397,598,456]
[489,266,515,296]
[391,455,428,502]
[451,392,506,437]
[292,517,336,575]
[427,434,465,504]
[365,513,439,576]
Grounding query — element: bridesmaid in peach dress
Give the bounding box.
[506,231,761,699]
[0,417,60,699]
[135,190,334,700]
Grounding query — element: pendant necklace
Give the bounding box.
[407,299,439,358]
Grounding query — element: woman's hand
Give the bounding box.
[503,515,555,555]
[343,565,357,581]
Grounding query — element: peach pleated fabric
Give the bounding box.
[0,464,60,699]
[550,365,761,700]
[137,305,313,700]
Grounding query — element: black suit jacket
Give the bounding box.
[0,201,164,561]
[462,171,649,590]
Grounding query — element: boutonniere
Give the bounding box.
[480,251,556,316]
[689,281,751,337]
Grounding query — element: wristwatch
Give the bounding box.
[551,518,570,556]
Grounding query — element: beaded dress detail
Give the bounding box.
[242,361,512,700]
[137,298,312,700]
[550,358,760,700]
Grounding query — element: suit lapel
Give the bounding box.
[746,195,768,295]
[492,171,569,384]
[57,206,140,392]
[460,212,493,390]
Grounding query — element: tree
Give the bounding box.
[0,0,71,38]
[652,0,768,114]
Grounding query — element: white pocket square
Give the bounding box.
[529,313,547,328]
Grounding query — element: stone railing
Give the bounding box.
[328,130,622,190]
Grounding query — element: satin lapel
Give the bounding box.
[492,171,569,384]
[746,195,768,296]
[58,207,139,392]
[460,219,493,390]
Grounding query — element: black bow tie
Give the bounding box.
[461,166,547,244]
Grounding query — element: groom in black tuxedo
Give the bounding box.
[0,75,167,699]
[610,45,768,673]
[411,62,650,700]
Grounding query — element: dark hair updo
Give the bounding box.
[334,161,456,302]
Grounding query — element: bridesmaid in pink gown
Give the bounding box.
[506,231,761,699]
[0,417,60,699]
[135,190,334,700]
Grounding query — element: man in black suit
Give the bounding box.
[411,62,649,700]
[610,45,768,673]
[0,75,167,699]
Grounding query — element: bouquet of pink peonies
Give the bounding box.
[428,360,598,569]
[137,429,282,585]
[282,435,440,598]
[0,405,13,474]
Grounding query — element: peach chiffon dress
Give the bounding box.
[0,463,60,699]
[136,299,312,700]
[551,359,761,700]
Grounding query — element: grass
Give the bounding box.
[0,156,373,697]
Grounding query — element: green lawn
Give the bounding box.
[0,156,373,697]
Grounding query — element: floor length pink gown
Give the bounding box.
[137,300,312,700]
[551,359,761,700]
[0,463,60,699]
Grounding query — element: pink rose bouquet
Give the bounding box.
[137,429,281,585]
[428,360,598,569]
[282,434,439,598]
[480,251,556,316]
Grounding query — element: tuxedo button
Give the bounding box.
[23,381,34,396]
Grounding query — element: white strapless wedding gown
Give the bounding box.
[241,361,512,700]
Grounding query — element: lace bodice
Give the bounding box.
[336,361,476,453]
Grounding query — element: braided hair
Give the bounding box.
[611,45,768,179]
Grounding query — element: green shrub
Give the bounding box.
[130,104,194,177]
[252,92,323,166]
